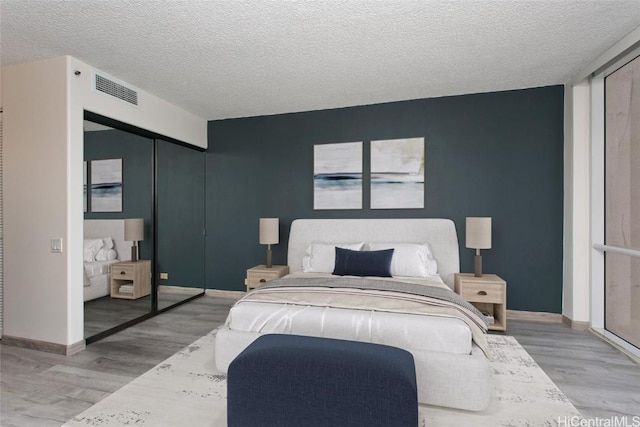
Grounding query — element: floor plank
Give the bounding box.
[1,296,236,427]
[1,297,639,426]
[507,319,640,419]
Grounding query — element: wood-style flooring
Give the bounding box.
[84,292,201,338]
[1,296,639,426]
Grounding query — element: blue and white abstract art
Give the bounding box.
[90,158,122,212]
[371,138,424,209]
[314,142,363,210]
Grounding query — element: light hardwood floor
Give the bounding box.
[1,296,639,426]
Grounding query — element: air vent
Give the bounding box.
[94,73,138,106]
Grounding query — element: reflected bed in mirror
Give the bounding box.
[83,219,149,338]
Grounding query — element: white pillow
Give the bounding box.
[366,242,438,277]
[302,241,365,273]
[83,239,104,262]
[101,237,114,250]
[94,237,116,261]
[95,248,118,261]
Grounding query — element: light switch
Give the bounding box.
[51,238,63,253]
[160,272,168,280]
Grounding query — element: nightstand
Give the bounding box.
[245,265,289,292]
[454,273,507,331]
[110,260,151,299]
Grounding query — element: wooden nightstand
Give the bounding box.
[110,260,151,299]
[245,265,289,292]
[454,273,507,331]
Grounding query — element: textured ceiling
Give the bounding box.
[2,1,640,120]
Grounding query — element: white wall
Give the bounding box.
[2,56,207,349]
[70,57,207,149]
[563,81,591,323]
[3,57,71,344]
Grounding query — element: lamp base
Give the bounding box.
[131,244,138,262]
[474,254,482,277]
[266,244,272,268]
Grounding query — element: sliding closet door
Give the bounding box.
[84,120,154,340]
[156,140,205,310]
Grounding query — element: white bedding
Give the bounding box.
[228,301,472,354]
[216,218,491,411]
[83,219,132,302]
[84,260,118,278]
[83,274,110,302]
[227,272,479,355]
[83,260,119,302]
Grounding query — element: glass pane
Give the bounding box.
[605,55,640,348]
[605,252,640,348]
[605,55,640,249]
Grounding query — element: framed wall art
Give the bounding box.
[371,137,424,209]
[314,142,363,210]
[90,158,123,212]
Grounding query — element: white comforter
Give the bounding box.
[227,272,490,357]
[84,260,118,278]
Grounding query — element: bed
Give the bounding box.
[215,218,491,412]
[83,219,132,302]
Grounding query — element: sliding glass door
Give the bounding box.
[604,54,640,350]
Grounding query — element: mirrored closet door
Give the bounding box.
[83,113,206,343]
[83,119,154,339]
[155,140,206,310]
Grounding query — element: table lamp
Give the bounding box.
[259,218,279,268]
[465,217,491,277]
[124,218,144,262]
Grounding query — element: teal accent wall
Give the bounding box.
[84,129,154,261]
[206,86,564,313]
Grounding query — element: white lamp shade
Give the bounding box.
[124,218,144,242]
[259,218,279,245]
[466,217,491,249]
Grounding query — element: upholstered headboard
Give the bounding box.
[287,218,460,289]
[84,219,133,261]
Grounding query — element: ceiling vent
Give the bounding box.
[93,72,138,106]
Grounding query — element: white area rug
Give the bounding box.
[64,330,582,426]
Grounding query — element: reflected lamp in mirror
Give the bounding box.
[125,218,144,262]
[259,218,279,268]
[465,217,491,277]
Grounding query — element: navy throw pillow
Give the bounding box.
[333,247,394,277]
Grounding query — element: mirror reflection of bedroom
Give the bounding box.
[83,117,205,342]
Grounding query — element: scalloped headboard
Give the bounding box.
[287,218,460,289]
[84,219,133,261]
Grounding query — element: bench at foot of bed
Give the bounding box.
[216,326,491,412]
[227,334,418,427]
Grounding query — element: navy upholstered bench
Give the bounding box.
[227,334,418,427]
